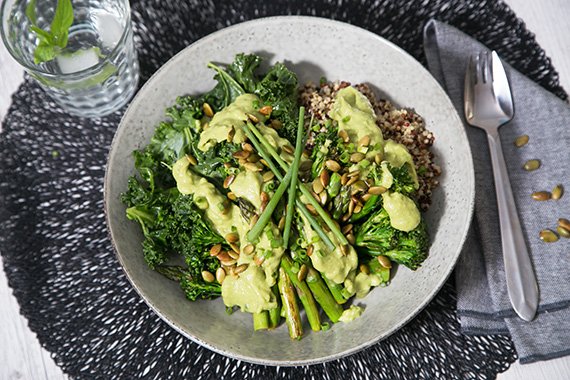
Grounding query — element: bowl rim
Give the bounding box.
[104,15,475,366]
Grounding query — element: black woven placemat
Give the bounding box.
[1,1,567,379]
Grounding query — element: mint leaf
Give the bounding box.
[27,0,74,64]
[50,0,73,47]
[34,43,57,64]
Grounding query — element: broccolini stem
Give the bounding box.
[283,107,305,248]
[281,256,321,332]
[322,275,347,305]
[268,284,281,329]
[305,266,344,322]
[253,311,269,331]
[278,267,303,340]
[248,123,349,247]
[243,123,335,250]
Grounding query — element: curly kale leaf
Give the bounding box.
[389,164,417,197]
[354,208,429,270]
[156,265,221,301]
[226,53,262,93]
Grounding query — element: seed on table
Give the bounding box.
[270,119,282,129]
[262,171,275,182]
[359,264,370,275]
[350,152,366,163]
[313,179,324,194]
[320,169,330,187]
[202,102,214,117]
[297,264,308,282]
[552,184,564,200]
[325,160,341,172]
[514,134,529,147]
[216,267,226,283]
[358,135,371,147]
[339,129,349,143]
[377,255,392,268]
[559,218,570,231]
[259,105,273,115]
[368,186,387,195]
[539,229,559,243]
[202,270,215,283]
[185,154,197,166]
[225,232,239,243]
[523,159,541,171]
[224,174,236,189]
[235,264,249,274]
[531,191,551,201]
[306,244,314,257]
[557,226,570,238]
[210,243,222,257]
[243,243,255,255]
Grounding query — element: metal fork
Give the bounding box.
[464,51,538,322]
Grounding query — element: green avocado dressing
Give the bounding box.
[339,305,364,322]
[197,94,267,151]
[382,191,420,232]
[172,156,284,313]
[383,139,419,188]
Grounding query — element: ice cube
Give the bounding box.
[93,10,123,49]
[56,48,100,74]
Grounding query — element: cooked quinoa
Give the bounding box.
[299,80,441,210]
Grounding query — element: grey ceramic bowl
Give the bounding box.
[104,16,474,366]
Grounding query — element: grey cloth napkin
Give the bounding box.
[423,20,570,364]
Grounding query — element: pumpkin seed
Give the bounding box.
[557,226,570,238]
[202,103,214,117]
[230,242,240,254]
[210,243,222,257]
[342,224,353,234]
[297,264,308,282]
[523,159,541,171]
[320,169,330,188]
[368,186,387,195]
[306,204,317,215]
[353,204,362,214]
[247,113,259,123]
[346,176,359,187]
[352,180,368,193]
[235,264,249,274]
[299,160,313,172]
[350,152,366,163]
[227,192,237,201]
[282,145,294,154]
[259,105,273,115]
[270,119,282,129]
[319,191,328,206]
[225,232,239,243]
[217,252,231,262]
[254,255,265,266]
[233,150,250,160]
[262,171,275,182]
[340,244,350,256]
[227,126,235,142]
[243,244,255,255]
[531,191,551,201]
[347,170,360,178]
[347,233,356,245]
[539,229,559,243]
[244,162,262,172]
[358,135,371,147]
[359,264,370,275]
[341,172,349,186]
[260,159,269,167]
[552,184,564,200]
[216,267,226,283]
[250,214,259,227]
[325,160,341,172]
[361,193,373,202]
[374,152,383,164]
[313,179,324,194]
[306,244,314,257]
[514,134,529,147]
[339,129,349,143]
[185,154,197,166]
[348,199,355,216]
[223,175,234,189]
[222,259,237,268]
[278,215,286,231]
[558,218,570,231]
[228,250,240,260]
[377,255,392,268]
[242,142,253,152]
[202,270,215,283]
[260,191,270,204]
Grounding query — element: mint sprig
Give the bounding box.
[27,0,74,64]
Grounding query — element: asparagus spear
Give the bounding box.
[281,256,321,332]
[305,266,344,323]
[268,284,281,328]
[322,275,347,305]
[278,267,303,340]
[253,311,269,331]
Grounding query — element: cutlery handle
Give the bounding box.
[487,130,538,321]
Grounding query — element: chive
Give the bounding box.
[247,170,292,242]
[243,123,335,251]
[283,107,305,248]
[249,122,349,246]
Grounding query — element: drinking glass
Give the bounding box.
[1,0,139,117]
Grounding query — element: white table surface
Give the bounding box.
[1,1,569,379]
